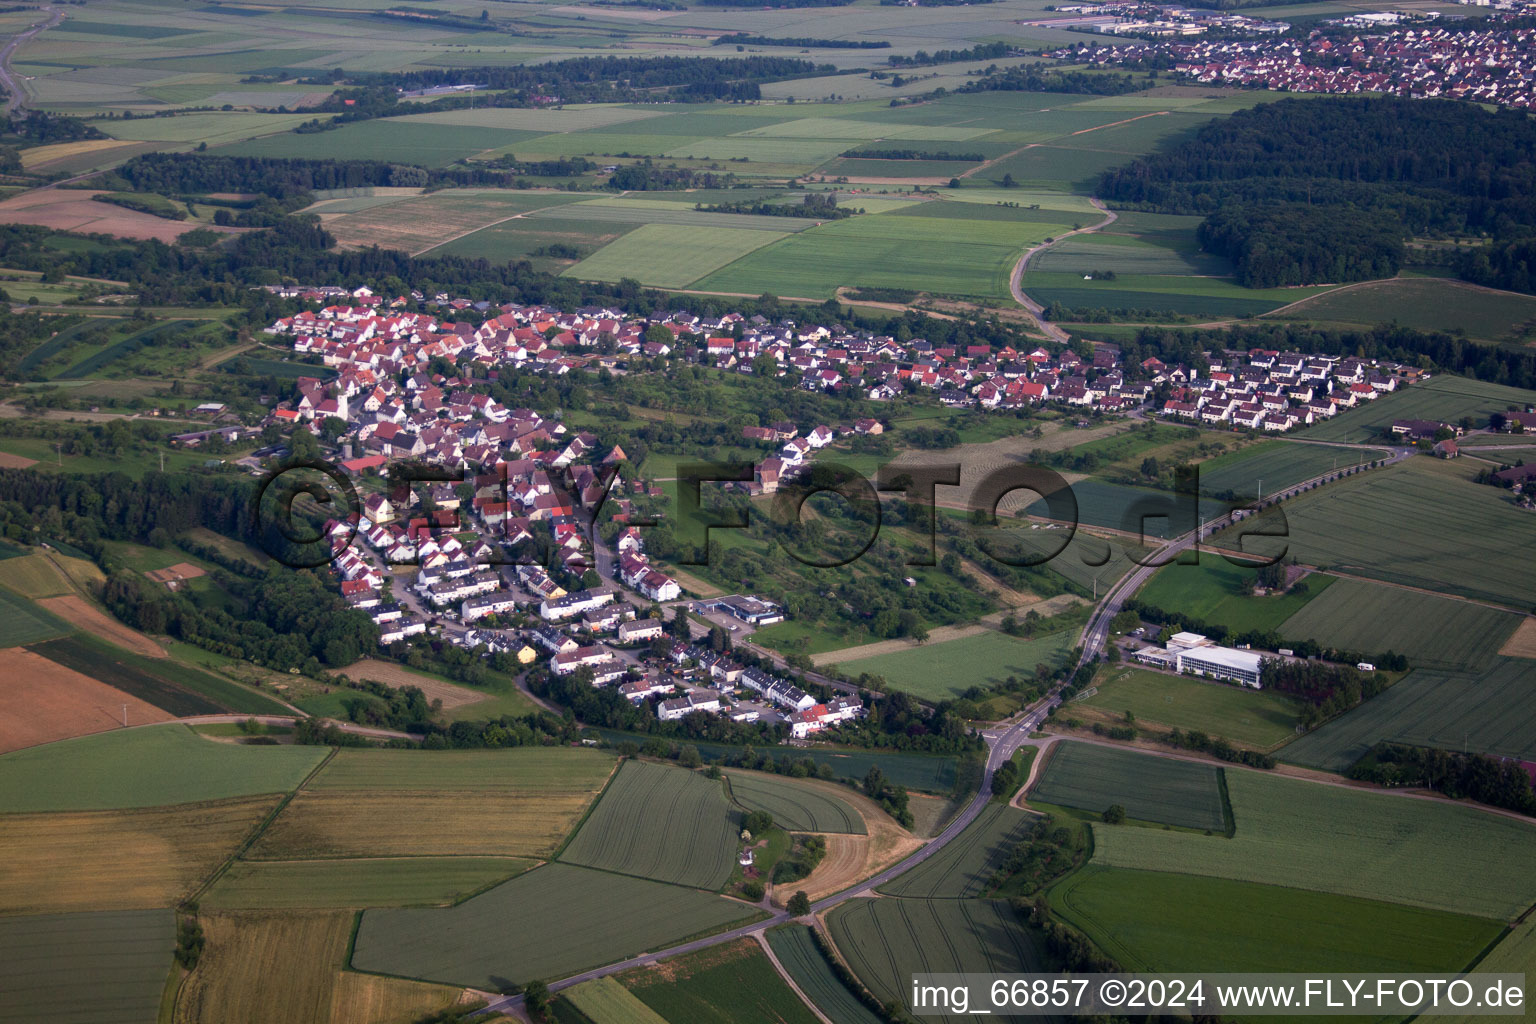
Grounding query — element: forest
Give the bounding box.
[1196,204,1405,288]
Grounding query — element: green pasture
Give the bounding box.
[1280,658,1536,771]
[1053,867,1505,973]
[351,863,761,988]
[1025,271,1336,318]
[1136,558,1332,634]
[1029,740,1227,831]
[1269,276,1536,341]
[1080,666,1304,749]
[1090,768,1536,919]
[835,630,1076,702]
[0,723,325,812]
[1030,231,1228,277]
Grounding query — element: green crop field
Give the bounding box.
[214,120,535,166]
[351,863,761,988]
[1136,559,1332,635]
[622,938,820,1024]
[1029,741,1227,831]
[565,224,790,289]
[726,770,865,834]
[0,723,324,812]
[309,745,615,791]
[559,759,739,890]
[1442,916,1536,1024]
[1301,376,1536,443]
[878,803,1036,899]
[1280,658,1536,770]
[1053,867,1505,973]
[835,630,1077,702]
[1277,576,1521,671]
[1277,457,1536,609]
[1024,271,1333,318]
[565,977,671,1024]
[1091,769,1536,919]
[1030,231,1228,277]
[693,209,1062,302]
[1020,477,1232,540]
[102,111,322,145]
[0,586,72,647]
[1269,277,1536,342]
[1080,666,1303,749]
[767,925,886,1024]
[201,857,534,910]
[1196,440,1389,501]
[0,908,174,1024]
[29,633,286,717]
[829,899,1047,1023]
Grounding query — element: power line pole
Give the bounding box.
[121,703,128,727]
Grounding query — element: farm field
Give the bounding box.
[0,909,173,1024]
[878,802,1035,899]
[726,770,866,834]
[1301,376,1536,443]
[834,629,1076,701]
[34,594,164,658]
[1052,867,1505,974]
[621,938,821,1024]
[565,977,671,1024]
[1030,222,1228,278]
[0,646,173,754]
[318,189,588,255]
[351,863,762,989]
[0,724,324,812]
[0,586,71,647]
[829,899,1047,1023]
[1269,277,1536,342]
[1136,558,1332,635]
[0,188,225,244]
[1442,917,1536,1024]
[1195,440,1388,501]
[1018,476,1232,539]
[215,120,536,167]
[1028,741,1227,831]
[1090,769,1536,919]
[29,632,287,716]
[201,857,534,910]
[0,796,275,915]
[1079,666,1304,750]
[559,759,739,890]
[336,658,494,711]
[1025,269,1335,318]
[564,223,790,289]
[767,925,886,1024]
[1277,576,1521,671]
[255,747,615,860]
[0,552,77,598]
[1276,457,1536,609]
[174,910,466,1024]
[1280,658,1536,770]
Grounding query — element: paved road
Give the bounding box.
[0,5,60,116]
[1010,199,1117,343]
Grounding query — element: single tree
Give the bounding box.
[788,891,812,915]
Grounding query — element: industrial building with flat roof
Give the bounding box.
[1135,632,1265,688]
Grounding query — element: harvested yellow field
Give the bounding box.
[1498,617,1536,659]
[19,138,143,170]
[0,553,74,598]
[36,595,165,657]
[175,911,466,1024]
[339,659,487,710]
[250,791,592,859]
[781,833,870,904]
[0,796,276,915]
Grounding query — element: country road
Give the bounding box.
[0,5,60,116]
[1011,198,1118,343]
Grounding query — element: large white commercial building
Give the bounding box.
[1135,632,1265,688]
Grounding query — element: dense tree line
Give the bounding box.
[1460,237,1536,295]
[696,193,853,219]
[696,0,852,7]
[608,162,737,191]
[1196,203,1404,287]
[960,66,1150,95]
[1350,743,1536,816]
[1165,727,1276,769]
[4,111,105,145]
[888,41,1011,66]
[715,33,889,48]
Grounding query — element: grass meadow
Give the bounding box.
[725,770,866,834]
[834,629,1077,701]
[1079,666,1303,749]
[0,585,71,646]
[351,863,762,988]
[1090,769,1536,919]
[877,802,1036,899]
[1052,867,1505,973]
[1280,658,1536,771]
[0,724,324,812]
[559,759,740,890]
[1269,277,1536,342]
[1195,440,1388,500]
[565,978,671,1024]
[1029,741,1228,831]
[1136,558,1332,634]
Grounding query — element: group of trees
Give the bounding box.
[1350,743,1536,816]
[1100,96,1536,291]
[715,33,889,49]
[961,66,1150,96]
[844,148,983,162]
[696,193,855,219]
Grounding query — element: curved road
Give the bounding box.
[0,6,60,116]
[1011,198,1118,343]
